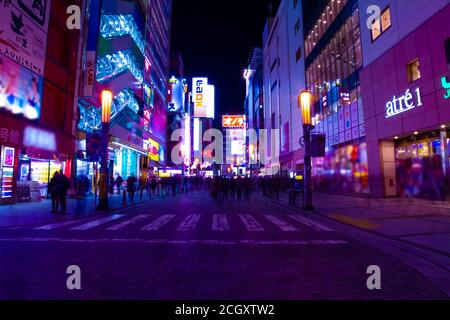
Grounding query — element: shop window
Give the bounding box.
[296,46,302,62]
[445,38,450,65]
[371,7,391,42]
[407,59,421,83]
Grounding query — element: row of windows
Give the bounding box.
[306,9,363,105]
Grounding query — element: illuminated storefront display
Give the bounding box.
[0,147,15,199]
[0,54,43,120]
[312,143,369,194]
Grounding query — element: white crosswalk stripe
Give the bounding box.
[239,214,265,231]
[141,214,175,231]
[264,215,298,231]
[70,215,124,230]
[177,214,201,231]
[212,214,230,231]
[106,214,151,231]
[35,220,87,230]
[288,215,334,231]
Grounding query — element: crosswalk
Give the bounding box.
[31,213,335,233]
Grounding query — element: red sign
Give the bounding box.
[222,115,246,128]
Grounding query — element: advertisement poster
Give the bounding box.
[3,147,15,167]
[359,125,366,138]
[0,54,43,120]
[0,0,52,76]
[344,105,351,130]
[338,108,345,132]
[345,130,352,141]
[339,131,345,143]
[358,97,365,124]
[148,138,160,162]
[352,127,359,140]
[351,102,359,128]
[332,113,338,135]
[121,149,137,179]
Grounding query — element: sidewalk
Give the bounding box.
[262,191,450,257]
[0,191,160,228]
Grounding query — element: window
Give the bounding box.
[445,38,450,65]
[296,46,302,62]
[295,19,301,35]
[371,7,392,42]
[407,59,421,83]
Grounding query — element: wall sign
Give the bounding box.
[385,87,422,118]
[442,76,450,99]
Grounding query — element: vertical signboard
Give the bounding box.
[0,0,52,76]
[193,77,208,118]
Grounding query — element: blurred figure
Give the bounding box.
[127,175,137,202]
[49,172,60,213]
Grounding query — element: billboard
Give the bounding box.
[0,54,43,120]
[147,138,160,162]
[222,115,246,128]
[0,0,52,76]
[193,77,214,118]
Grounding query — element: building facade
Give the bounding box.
[0,0,83,204]
[262,0,307,176]
[358,0,450,200]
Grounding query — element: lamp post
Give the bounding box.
[299,90,314,211]
[97,89,112,211]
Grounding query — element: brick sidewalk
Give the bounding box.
[262,191,450,256]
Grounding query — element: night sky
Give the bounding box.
[170,0,276,119]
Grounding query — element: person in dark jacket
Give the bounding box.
[127,175,137,202]
[49,172,60,213]
[56,172,70,214]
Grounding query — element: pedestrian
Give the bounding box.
[151,177,157,197]
[116,174,123,194]
[49,172,60,213]
[56,171,70,214]
[127,175,137,202]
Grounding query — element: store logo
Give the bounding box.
[18,0,48,27]
[366,5,381,31]
[23,126,56,151]
[442,76,450,99]
[385,87,423,118]
[66,5,81,30]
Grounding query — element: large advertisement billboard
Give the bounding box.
[193,77,214,118]
[0,53,43,120]
[0,0,52,76]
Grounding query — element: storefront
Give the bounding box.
[0,116,75,204]
[360,5,450,199]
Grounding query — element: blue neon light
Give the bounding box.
[96,49,143,84]
[100,14,145,55]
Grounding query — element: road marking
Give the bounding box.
[328,214,379,229]
[35,220,87,230]
[264,215,298,231]
[70,215,124,230]
[141,214,175,231]
[177,214,201,231]
[0,237,348,246]
[288,215,334,231]
[106,215,151,231]
[212,214,230,231]
[238,214,265,232]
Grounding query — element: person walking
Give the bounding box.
[56,171,70,214]
[127,175,137,202]
[116,174,123,194]
[49,172,60,213]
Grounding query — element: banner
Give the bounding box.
[0,0,52,76]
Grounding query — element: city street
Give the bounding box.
[0,190,448,300]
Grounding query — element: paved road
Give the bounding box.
[0,191,447,299]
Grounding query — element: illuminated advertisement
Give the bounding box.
[121,149,137,179]
[193,77,214,118]
[0,0,52,76]
[229,129,246,156]
[3,147,15,167]
[312,143,369,194]
[168,76,183,112]
[148,138,160,162]
[0,54,43,120]
[1,146,15,199]
[222,115,246,128]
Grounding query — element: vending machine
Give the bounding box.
[0,146,16,204]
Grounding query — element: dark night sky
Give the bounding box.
[170,0,275,118]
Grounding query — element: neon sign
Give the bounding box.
[385,87,422,118]
[442,76,450,99]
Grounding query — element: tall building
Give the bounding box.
[303,0,367,195]
[262,0,306,176]
[244,48,264,174]
[75,0,172,190]
[0,0,83,204]
[358,1,450,200]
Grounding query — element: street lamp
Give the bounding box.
[299,90,314,211]
[97,89,112,211]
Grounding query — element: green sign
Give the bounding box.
[442,76,450,99]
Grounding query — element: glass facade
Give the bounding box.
[305,1,367,194]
